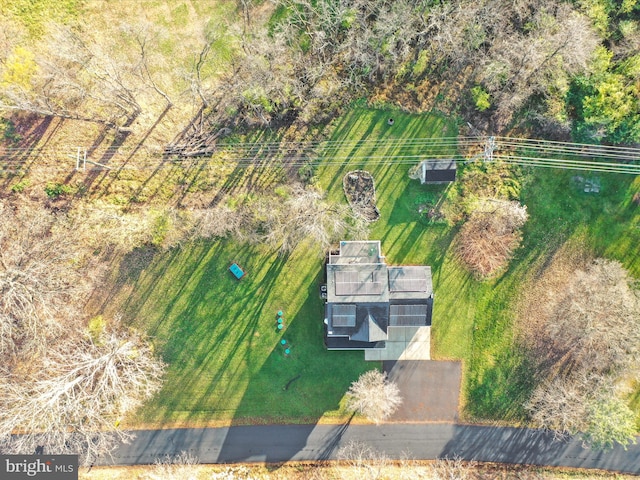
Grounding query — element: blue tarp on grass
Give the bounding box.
[229,263,245,280]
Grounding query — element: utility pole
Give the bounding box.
[71,147,111,172]
[73,147,87,171]
[484,136,496,162]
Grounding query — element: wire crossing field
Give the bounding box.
[109,107,639,428]
[106,108,454,427]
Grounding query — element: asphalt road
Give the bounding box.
[99,423,640,474]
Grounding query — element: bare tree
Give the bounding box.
[0,201,92,359]
[480,3,599,128]
[525,375,589,440]
[545,259,640,375]
[421,0,598,130]
[0,326,165,465]
[456,199,528,278]
[121,20,173,107]
[0,23,144,127]
[0,199,168,470]
[526,373,636,449]
[345,370,402,425]
[258,186,368,254]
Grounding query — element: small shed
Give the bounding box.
[419,159,457,184]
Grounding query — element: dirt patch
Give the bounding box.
[343,170,380,222]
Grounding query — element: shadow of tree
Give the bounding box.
[1,115,58,188]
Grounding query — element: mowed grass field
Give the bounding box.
[110,239,372,426]
[108,107,456,427]
[107,106,640,428]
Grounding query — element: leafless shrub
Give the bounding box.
[456,199,528,278]
[345,370,402,425]
[190,205,245,240]
[428,456,475,480]
[336,441,389,480]
[141,451,199,480]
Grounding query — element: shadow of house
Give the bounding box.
[323,241,433,357]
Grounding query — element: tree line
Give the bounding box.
[1,0,638,146]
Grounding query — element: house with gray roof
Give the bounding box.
[324,241,433,352]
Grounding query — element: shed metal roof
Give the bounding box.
[421,159,457,183]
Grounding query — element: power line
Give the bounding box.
[1,136,639,175]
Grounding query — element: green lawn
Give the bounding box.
[453,166,640,421]
[316,107,640,423]
[314,108,537,420]
[110,107,457,427]
[114,239,372,426]
[109,106,639,428]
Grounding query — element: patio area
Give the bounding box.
[364,326,431,361]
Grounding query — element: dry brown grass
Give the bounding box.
[514,241,592,356]
[78,461,637,480]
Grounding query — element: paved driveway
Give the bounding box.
[384,360,461,422]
